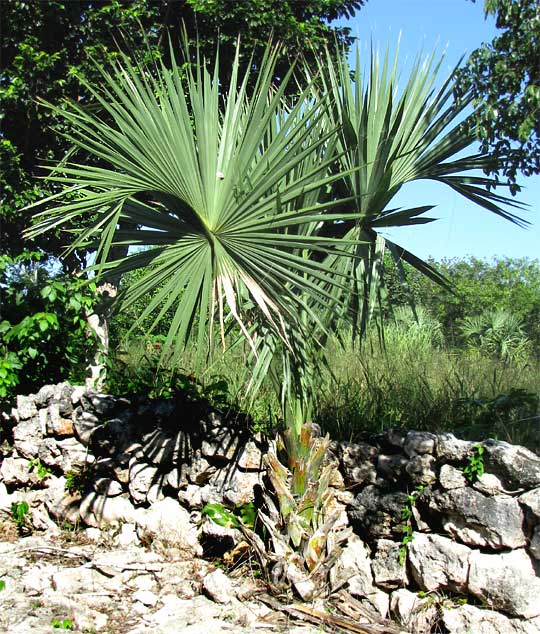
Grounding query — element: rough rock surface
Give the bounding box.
[372,539,408,589]
[442,604,540,634]
[0,533,330,634]
[483,439,540,489]
[3,382,540,632]
[390,588,438,634]
[468,549,540,618]
[431,487,526,549]
[408,533,471,592]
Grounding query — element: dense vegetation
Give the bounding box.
[456,0,540,185]
[1,1,538,596]
[1,0,364,264]
[1,0,538,451]
[4,253,537,448]
[105,256,540,450]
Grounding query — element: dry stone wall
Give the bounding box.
[1,382,540,634]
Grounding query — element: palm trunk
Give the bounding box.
[84,220,134,390]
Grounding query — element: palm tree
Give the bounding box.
[26,39,527,598]
[460,309,531,362]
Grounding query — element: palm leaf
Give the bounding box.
[26,38,359,365]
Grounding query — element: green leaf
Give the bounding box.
[201,503,240,528]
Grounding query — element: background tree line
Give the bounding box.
[385,255,540,355]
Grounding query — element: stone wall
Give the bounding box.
[1,383,540,633]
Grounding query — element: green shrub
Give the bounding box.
[0,252,98,402]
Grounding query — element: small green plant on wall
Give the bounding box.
[28,458,52,482]
[399,485,425,565]
[11,500,31,535]
[64,470,89,494]
[51,617,74,630]
[461,445,485,483]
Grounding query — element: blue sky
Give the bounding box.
[335,0,539,262]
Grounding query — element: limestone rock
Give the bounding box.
[203,569,235,604]
[221,469,262,506]
[70,385,86,405]
[16,394,37,420]
[166,466,188,491]
[436,434,475,461]
[184,453,216,485]
[404,431,436,457]
[179,483,223,509]
[439,464,467,490]
[431,488,526,549]
[94,477,123,497]
[87,392,119,415]
[405,453,437,485]
[35,384,56,407]
[332,533,374,595]
[201,517,242,551]
[136,497,202,557]
[349,486,410,540]
[339,441,378,486]
[0,480,13,512]
[45,483,82,525]
[72,410,100,445]
[365,587,390,619]
[133,589,159,607]
[52,565,119,594]
[114,522,141,548]
[473,472,517,496]
[483,439,540,489]
[141,429,182,466]
[80,492,137,527]
[443,604,540,634]
[44,402,74,437]
[129,460,160,504]
[390,588,439,634]
[146,482,166,505]
[237,440,264,470]
[372,539,408,589]
[56,437,95,471]
[12,417,42,459]
[519,487,540,522]
[408,533,471,592]
[136,595,221,632]
[22,563,59,595]
[383,428,406,449]
[529,526,540,560]
[201,428,242,461]
[468,548,540,618]
[377,454,408,482]
[0,456,38,487]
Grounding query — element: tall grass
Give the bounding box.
[318,337,540,450]
[107,315,540,451]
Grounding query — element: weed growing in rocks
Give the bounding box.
[51,617,74,630]
[461,445,486,482]
[64,470,89,494]
[10,500,31,535]
[399,486,425,565]
[28,458,52,481]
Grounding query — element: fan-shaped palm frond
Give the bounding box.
[315,45,528,335]
[26,40,359,367]
[460,309,530,362]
